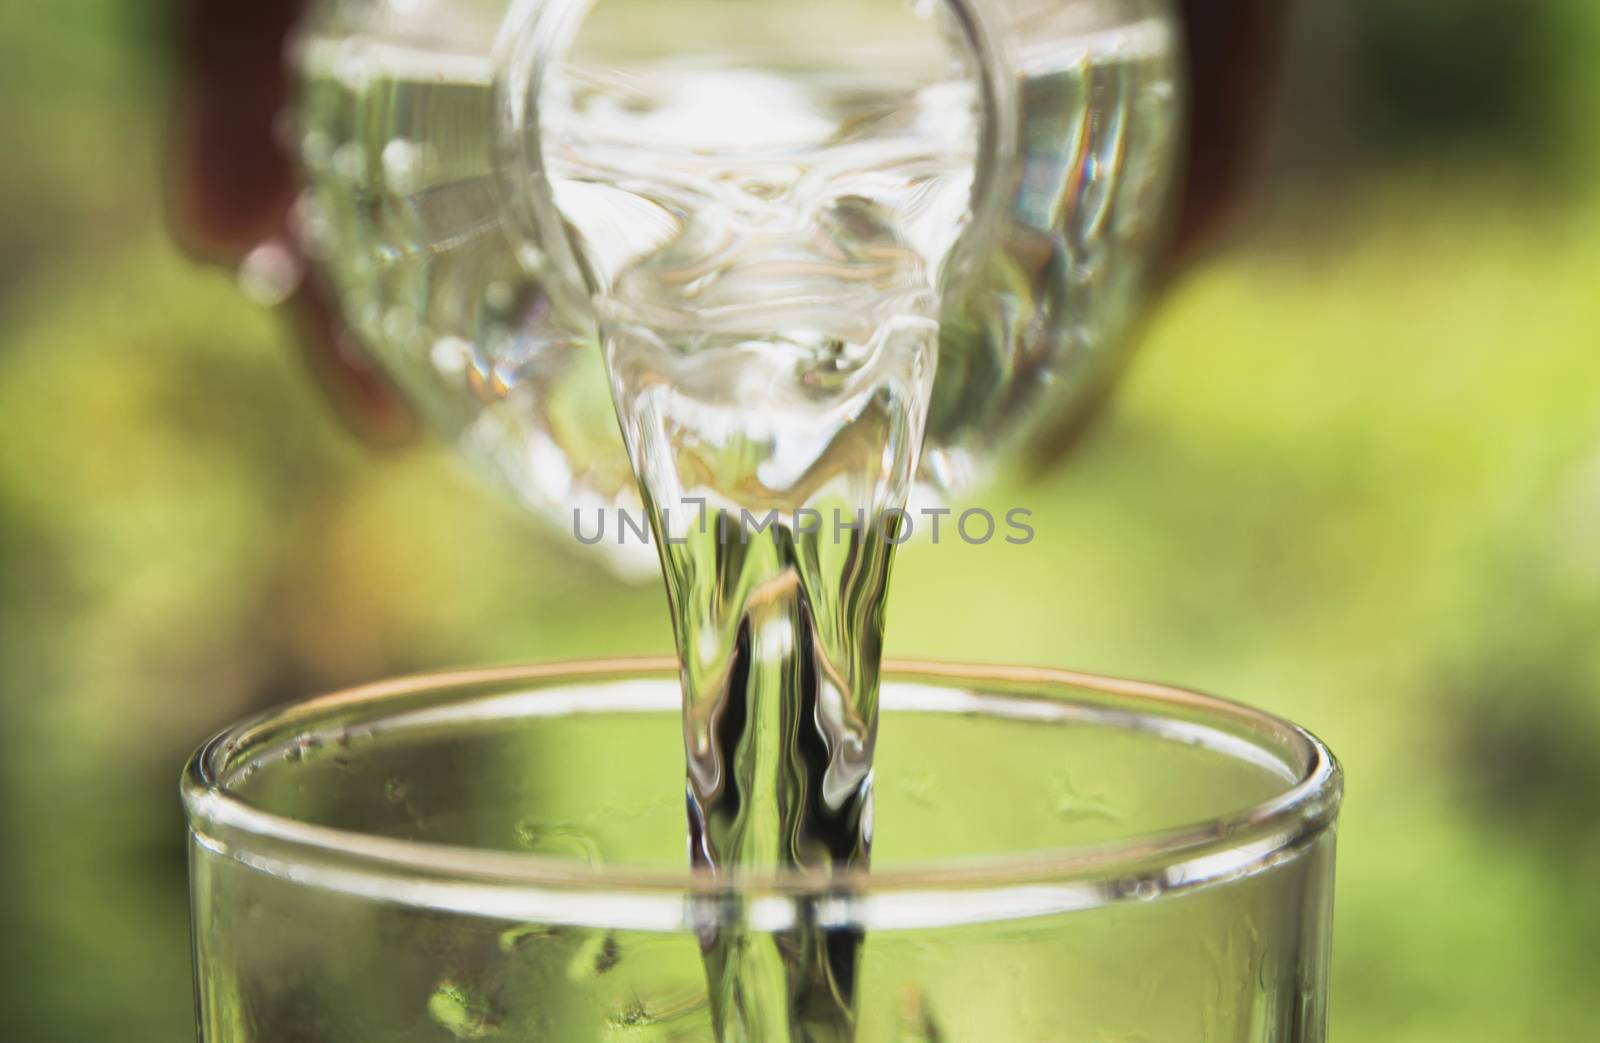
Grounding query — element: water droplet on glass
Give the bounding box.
[1114,876,1162,901]
[283,734,322,763]
[498,923,562,953]
[605,988,707,1035]
[514,819,603,865]
[1053,772,1123,823]
[566,932,621,981]
[899,771,935,808]
[898,984,945,1042]
[426,981,501,1040]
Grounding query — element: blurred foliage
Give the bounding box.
[1346,0,1581,158]
[1,1,1599,1041]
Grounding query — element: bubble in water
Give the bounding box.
[237,243,302,307]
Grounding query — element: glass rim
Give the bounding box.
[183,658,1341,923]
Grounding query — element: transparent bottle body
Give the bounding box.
[290,0,1182,568]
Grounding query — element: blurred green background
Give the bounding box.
[3,1,1599,1040]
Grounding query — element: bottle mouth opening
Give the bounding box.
[184,658,1341,932]
[493,0,1019,301]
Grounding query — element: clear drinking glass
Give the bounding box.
[185,660,1341,1041]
